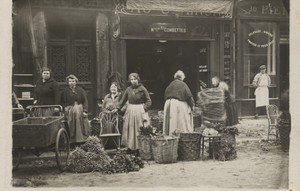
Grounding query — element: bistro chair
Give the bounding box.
[266,105,279,140]
[99,111,121,150]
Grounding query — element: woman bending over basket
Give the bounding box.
[61,74,90,143]
[114,73,151,152]
[163,70,194,136]
[33,67,60,116]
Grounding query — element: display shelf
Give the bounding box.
[18,98,34,101]
[14,84,36,88]
[13,73,35,108]
[13,74,34,77]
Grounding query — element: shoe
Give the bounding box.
[254,114,258,119]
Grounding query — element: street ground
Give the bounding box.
[12,117,289,189]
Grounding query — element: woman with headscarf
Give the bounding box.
[33,67,60,116]
[252,65,271,118]
[218,81,238,126]
[211,76,220,88]
[163,70,194,136]
[61,74,90,143]
[115,73,151,152]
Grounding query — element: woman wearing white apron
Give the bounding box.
[252,65,271,118]
[116,73,151,154]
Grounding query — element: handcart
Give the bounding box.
[12,105,70,172]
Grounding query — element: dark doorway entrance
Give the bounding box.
[126,40,209,109]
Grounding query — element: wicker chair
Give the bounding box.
[266,105,279,140]
[99,111,121,149]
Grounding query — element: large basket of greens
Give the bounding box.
[278,111,291,152]
[198,88,225,122]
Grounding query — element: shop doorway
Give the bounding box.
[126,40,209,109]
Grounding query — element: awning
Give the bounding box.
[120,0,234,19]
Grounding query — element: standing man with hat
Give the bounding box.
[252,65,271,118]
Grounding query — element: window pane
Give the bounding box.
[242,22,276,85]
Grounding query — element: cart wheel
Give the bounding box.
[55,128,70,172]
[12,150,22,171]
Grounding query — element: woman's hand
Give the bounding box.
[54,107,60,113]
[111,108,118,113]
[83,111,88,118]
[17,104,23,109]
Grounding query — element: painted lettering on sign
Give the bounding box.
[239,3,287,17]
[149,23,187,34]
[150,26,186,33]
[247,30,274,48]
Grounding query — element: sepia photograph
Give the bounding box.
[1,0,299,190]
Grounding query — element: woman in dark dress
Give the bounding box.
[102,81,127,134]
[33,67,60,116]
[219,81,238,126]
[115,73,151,151]
[163,70,194,135]
[61,74,90,143]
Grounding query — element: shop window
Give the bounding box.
[242,22,276,86]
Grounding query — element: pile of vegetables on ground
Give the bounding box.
[67,136,144,173]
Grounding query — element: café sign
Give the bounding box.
[247,30,274,48]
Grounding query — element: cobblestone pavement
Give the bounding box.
[12,117,289,189]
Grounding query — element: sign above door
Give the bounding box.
[117,0,234,19]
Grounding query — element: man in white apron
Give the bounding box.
[252,65,271,118]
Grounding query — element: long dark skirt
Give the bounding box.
[225,102,238,126]
[33,108,54,117]
[65,103,90,143]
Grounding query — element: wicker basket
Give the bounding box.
[137,136,153,160]
[178,132,201,161]
[214,132,237,161]
[278,124,291,151]
[152,136,178,163]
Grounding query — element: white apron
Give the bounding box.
[254,74,270,107]
[163,99,194,136]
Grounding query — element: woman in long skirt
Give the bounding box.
[219,81,238,126]
[33,67,60,116]
[116,73,151,151]
[61,74,90,143]
[163,70,194,136]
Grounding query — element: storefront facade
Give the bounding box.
[235,0,289,116]
[12,0,289,117]
[12,0,115,116]
[113,0,235,109]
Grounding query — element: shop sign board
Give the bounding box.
[238,0,288,18]
[149,23,187,34]
[247,30,274,48]
[124,0,234,19]
[122,18,213,39]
